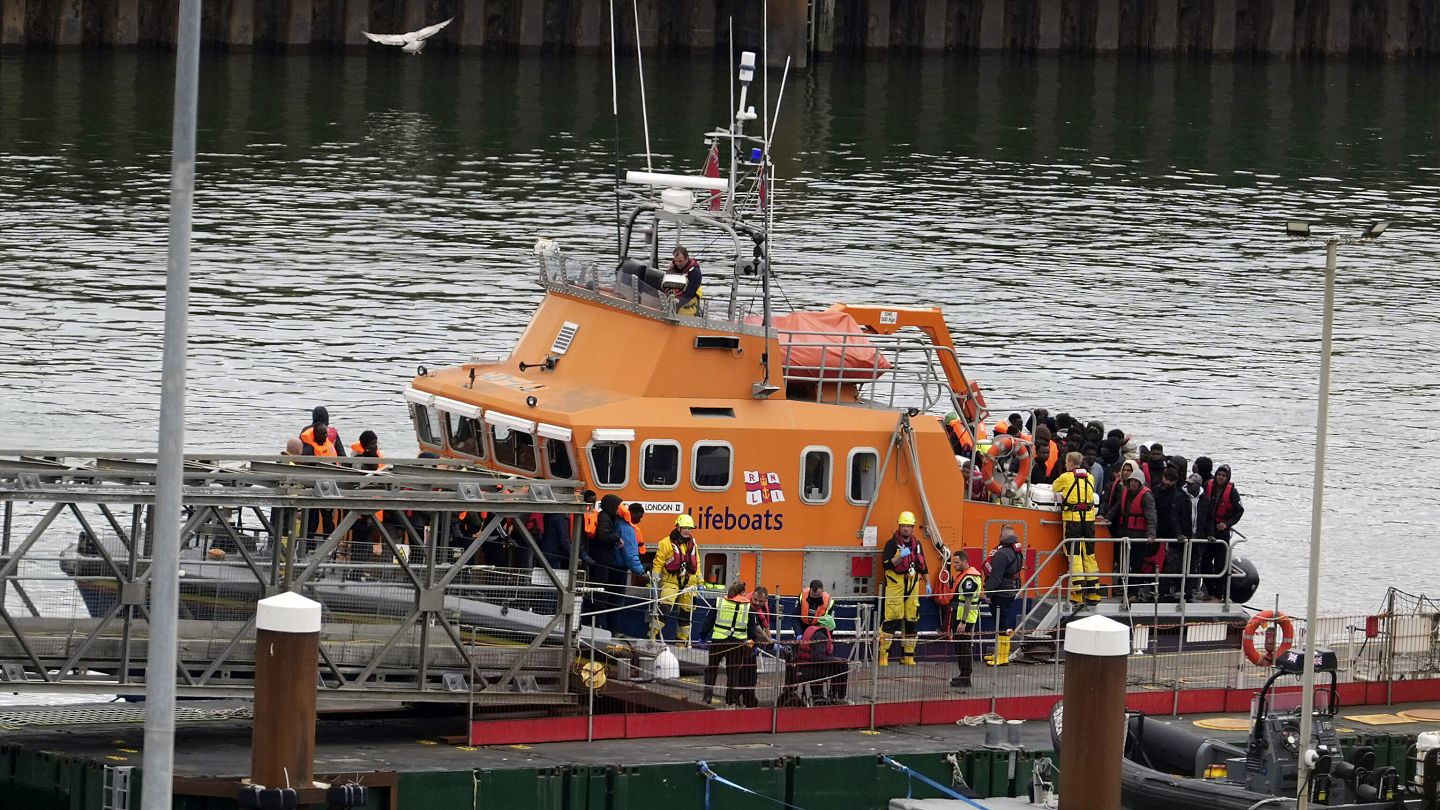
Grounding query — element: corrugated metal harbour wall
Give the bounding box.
[2,0,1439,59]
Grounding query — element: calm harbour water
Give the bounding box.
[1,51,1438,615]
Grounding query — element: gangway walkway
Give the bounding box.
[0,452,586,705]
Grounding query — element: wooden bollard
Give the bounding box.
[251,591,322,790]
[1059,614,1131,810]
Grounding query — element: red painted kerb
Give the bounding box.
[469,677,1440,746]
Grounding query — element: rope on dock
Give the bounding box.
[696,760,810,810]
[880,755,991,810]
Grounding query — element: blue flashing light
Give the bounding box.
[750,147,763,162]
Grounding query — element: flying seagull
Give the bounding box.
[362,17,454,54]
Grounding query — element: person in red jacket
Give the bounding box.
[1107,466,1160,601]
[1205,464,1244,600]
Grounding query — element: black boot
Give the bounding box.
[949,675,971,689]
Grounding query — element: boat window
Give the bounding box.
[640,441,681,489]
[492,424,538,473]
[703,552,729,585]
[544,439,575,479]
[692,442,733,491]
[445,413,484,458]
[412,403,443,448]
[847,448,879,505]
[801,447,832,504]
[588,441,630,489]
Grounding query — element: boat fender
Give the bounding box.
[1242,609,1295,666]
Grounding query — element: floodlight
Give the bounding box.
[1286,221,1311,238]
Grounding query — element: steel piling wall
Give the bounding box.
[2,0,1440,57]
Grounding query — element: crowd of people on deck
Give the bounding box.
[945,408,1246,605]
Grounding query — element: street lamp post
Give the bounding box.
[1286,219,1388,810]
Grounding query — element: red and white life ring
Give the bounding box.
[1242,609,1295,666]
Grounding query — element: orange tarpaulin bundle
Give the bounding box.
[752,311,893,382]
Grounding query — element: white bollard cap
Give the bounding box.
[1063,614,1131,657]
[256,591,323,634]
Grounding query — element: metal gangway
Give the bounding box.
[0,452,587,705]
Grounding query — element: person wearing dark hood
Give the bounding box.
[1107,465,1160,601]
[587,494,626,630]
[300,406,345,456]
[1192,456,1214,484]
[1175,473,1218,600]
[1205,465,1244,599]
[1152,466,1185,601]
[983,526,1024,666]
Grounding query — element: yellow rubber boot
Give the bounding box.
[877,631,890,667]
[984,633,1011,666]
[901,636,917,665]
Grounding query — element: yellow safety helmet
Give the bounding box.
[897,511,917,526]
[675,514,696,529]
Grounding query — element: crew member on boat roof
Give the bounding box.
[670,246,703,317]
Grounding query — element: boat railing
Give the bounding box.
[1004,532,1244,633]
[536,249,751,329]
[774,328,961,413]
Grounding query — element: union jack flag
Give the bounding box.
[744,471,785,505]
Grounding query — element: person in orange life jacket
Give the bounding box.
[943,411,975,457]
[1175,473,1219,601]
[653,514,700,642]
[942,550,983,687]
[701,580,770,707]
[624,502,647,556]
[350,430,383,471]
[300,406,345,456]
[1051,452,1102,606]
[577,490,597,566]
[616,504,647,578]
[799,580,833,629]
[1106,465,1161,602]
[1030,425,1060,485]
[983,527,1024,666]
[796,620,849,704]
[879,511,927,666]
[669,246,703,316]
[300,420,338,457]
[1152,465,1187,602]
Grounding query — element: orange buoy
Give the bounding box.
[1242,609,1295,666]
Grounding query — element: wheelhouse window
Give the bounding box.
[411,405,443,448]
[847,448,879,505]
[692,442,733,491]
[641,441,681,489]
[491,424,537,473]
[588,441,630,489]
[544,439,575,479]
[801,447,832,504]
[445,413,484,458]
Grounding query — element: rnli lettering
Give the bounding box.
[689,506,784,532]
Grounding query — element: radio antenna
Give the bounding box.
[633,0,653,172]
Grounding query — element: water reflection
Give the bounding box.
[1,51,1438,613]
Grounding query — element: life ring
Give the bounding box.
[1242,609,1295,666]
[982,435,1033,495]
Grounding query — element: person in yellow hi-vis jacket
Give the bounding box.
[880,511,928,666]
[652,514,700,643]
[1051,451,1101,606]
